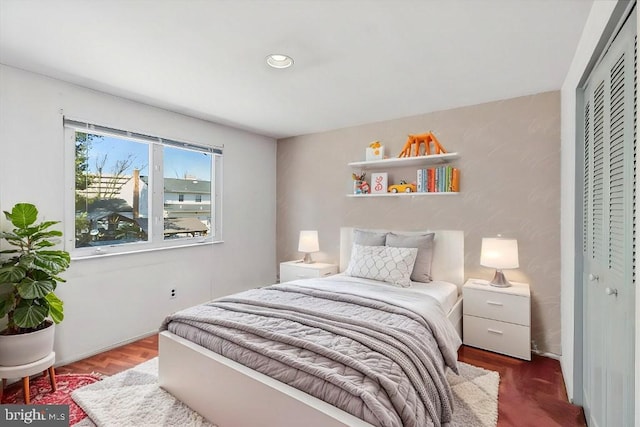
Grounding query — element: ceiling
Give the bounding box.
[0,0,593,139]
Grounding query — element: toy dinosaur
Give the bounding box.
[398,131,447,157]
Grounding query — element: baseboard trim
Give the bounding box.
[54,330,157,367]
[532,349,561,360]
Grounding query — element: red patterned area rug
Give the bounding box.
[1,372,102,426]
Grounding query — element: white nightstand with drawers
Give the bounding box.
[462,278,531,360]
[279,261,338,283]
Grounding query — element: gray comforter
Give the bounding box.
[161,278,460,427]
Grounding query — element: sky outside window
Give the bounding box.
[163,146,212,181]
[86,136,212,180]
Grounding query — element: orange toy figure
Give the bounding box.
[397,132,447,157]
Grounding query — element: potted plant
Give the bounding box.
[0,203,70,366]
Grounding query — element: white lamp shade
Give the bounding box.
[480,237,519,269]
[298,230,319,253]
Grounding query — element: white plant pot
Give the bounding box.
[0,321,55,366]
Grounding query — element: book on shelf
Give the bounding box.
[416,166,460,193]
[428,168,435,192]
[452,167,460,192]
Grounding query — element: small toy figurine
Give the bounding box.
[352,172,366,181]
[352,172,369,194]
[398,131,448,158]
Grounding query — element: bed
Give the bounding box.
[159,228,464,427]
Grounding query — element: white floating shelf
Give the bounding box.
[348,152,459,169]
[346,192,460,198]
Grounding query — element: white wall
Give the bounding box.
[0,65,277,365]
[560,0,638,411]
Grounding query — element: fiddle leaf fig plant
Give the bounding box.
[0,203,70,335]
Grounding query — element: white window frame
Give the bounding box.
[64,118,223,259]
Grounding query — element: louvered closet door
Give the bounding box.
[581,7,636,427]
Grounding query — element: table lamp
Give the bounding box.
[480,237,519,287]
[298,230,319,264]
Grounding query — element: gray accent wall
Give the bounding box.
[277,91,561,355]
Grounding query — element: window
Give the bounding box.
[65,119,222,257]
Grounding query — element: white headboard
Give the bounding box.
[339,227,465,287]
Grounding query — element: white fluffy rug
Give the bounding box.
[72,358,498,427]
[447,361,500,427]
[72,358,214,427]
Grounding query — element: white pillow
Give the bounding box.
[344,244,418,288]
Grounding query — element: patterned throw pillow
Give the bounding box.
[344,244,418,287]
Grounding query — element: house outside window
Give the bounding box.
[65,118,223,257]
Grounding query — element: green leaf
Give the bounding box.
[29,230,63,243]
[17,277,54,299]
[36,221,60,232]
[49,275,66,284]
[32,252,70,276]
[0,297,13,319]
[0,282,15,296]
[0,286,16,318]
[0,266,26,282]
[14,226,41,239]
[34,240,55,248]
[0,233,25,247]
[30,269,50,280]
[37,250,71,263]
[45,293,63,324]
[13,299,47,329]
[17,254,36,270]
[0,231,20,240]
[8,203,38,229]
[0,249,20,254]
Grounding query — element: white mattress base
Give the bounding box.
[159,331,371,427]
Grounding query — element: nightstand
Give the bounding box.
[462,278,531,360]
[279,261,338,283]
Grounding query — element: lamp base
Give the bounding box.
[489,269,512,287]
[302,253,313,264]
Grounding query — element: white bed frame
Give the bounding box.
[159,228,464,427]
[339,228,464,338]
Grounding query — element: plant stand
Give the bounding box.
[0,352,56,404]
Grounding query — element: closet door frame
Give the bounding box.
[575,1,637,423]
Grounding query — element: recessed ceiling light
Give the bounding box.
[266,54,294,69]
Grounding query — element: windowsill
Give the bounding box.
[70,239,223,261]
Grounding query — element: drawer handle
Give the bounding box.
[486,300,503,306]
[487,328,504,335]
[296,275,307,278]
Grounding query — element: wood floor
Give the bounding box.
[56,335,586,427]
[458,346,586,427]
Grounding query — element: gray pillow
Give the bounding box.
[353,229,387,246]
[385,232,435,283]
